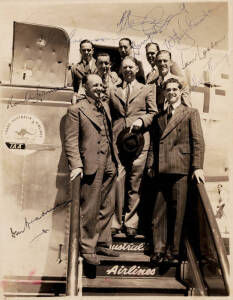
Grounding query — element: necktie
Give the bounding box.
[147,68,157,84]
[126,83,130,103]
[95,99,104,113]
[157,76,164,87]
[167,104,173,123]
[124,83,130,127]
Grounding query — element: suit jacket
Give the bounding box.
[147,104,205,175]
[71,59,98,92]
[101,71,122,98]
[146,61,184,84]
[109,80,157,140]
[64,96,118,175]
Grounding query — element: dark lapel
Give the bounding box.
[161,104,186,139]
[128,81,143,103]
[79,97,101,129]
[76,61,86,77]
[76,59,97,76]
[157,111,167,132]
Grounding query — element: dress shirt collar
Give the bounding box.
[122,79,137,89]
[164,98,181,113]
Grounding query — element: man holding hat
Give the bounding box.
[109,56,157,236]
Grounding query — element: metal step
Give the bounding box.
[82,277,188,295]
[83,253,179,279]
[111,233,150,253]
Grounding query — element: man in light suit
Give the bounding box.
[64,74,119,265]
[147,77,205,264]
[117,38,146,84]
[154,50,191,111]
[109,56,157,236]
[71,40,98,104]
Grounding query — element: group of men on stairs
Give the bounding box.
[64,37,205,266]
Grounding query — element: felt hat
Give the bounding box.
[116,127,144,166]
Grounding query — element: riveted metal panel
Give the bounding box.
[11,22,70,88]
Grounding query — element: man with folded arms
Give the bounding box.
[147,77,205,264]
[64,74,119,265]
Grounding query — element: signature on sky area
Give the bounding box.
[117,3,222,55]
[180,36,226,70]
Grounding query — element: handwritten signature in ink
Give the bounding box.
[117,3,188,36]
[30,228,50,243]
[180,36,226,70]
[10,199,71,238]
[6,87,62,110]
[117,3,221,54]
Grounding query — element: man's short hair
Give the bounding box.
[145,42,160,52]
[96,52,110,60]
[156,50,172,60]
[162,77,182,90]
[80,39,94,49]
[82,74,102,85]
[121,55,138,66]
[119,38,132,47]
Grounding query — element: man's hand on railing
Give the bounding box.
[192,169,205,184]
[70,168,83,181]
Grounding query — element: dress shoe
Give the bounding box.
[111,228,119,236]
[96,246,120,257]
[126,227,137,237]
[165,250,179,264]
[82,253,100,265]
[150,252,165,264]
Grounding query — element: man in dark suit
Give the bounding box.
[71,39,98,104]
[147,77,205,264]
[64,74,119,265]
[153,50,191,111]
[109,56,157,236]
[117,38,145,84]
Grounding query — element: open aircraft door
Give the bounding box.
[11,22,70,87]
[0,22,74,295]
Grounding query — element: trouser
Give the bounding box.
[112,131,150,230]
[80,147,117,254]
[152,174,188,254]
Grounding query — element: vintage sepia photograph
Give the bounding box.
[0,0,231,298]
